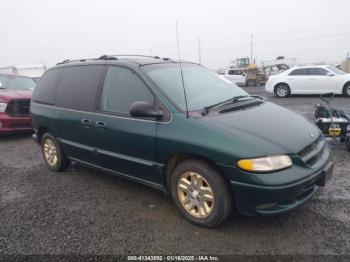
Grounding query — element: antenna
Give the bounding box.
[176,21,189,118]
[250,33,253,64]
[198,38,202,64]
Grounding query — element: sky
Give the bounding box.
[0,0,349,69]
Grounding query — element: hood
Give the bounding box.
[200,101,321,156]
[0,89,32,102]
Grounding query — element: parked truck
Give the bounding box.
[0,64,46,81]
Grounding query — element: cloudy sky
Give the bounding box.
[0,0,349,69]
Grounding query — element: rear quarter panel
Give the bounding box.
[30,102,56,138]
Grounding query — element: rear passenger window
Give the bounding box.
[56,65,104,111]
[100,66,154,114]
[32,69,61,104]
[289,69,309,76]
[309,68,328,75]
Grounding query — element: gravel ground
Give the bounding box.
[0,87,349,258]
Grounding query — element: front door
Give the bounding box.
[308,67,335,94]
[94,66,160,185]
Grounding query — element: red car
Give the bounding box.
[0,74,36,133]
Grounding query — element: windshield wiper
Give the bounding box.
[201,95,251,115]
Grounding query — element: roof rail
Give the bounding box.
[56,58,91,65]
[99,55,118,60]
[56,54,167,66]
[110,54,161,59]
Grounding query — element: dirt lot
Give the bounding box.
[0,87,349,258]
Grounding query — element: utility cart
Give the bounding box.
[314,93,350,151]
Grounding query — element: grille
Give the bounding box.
[5,99,30,117]
[298,136,325,167]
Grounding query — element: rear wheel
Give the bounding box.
[346,135,350,151]
[41,133,69,171]
[170,159,233,228]
[246,79,256,87]
[275,84,290,98]
[343,83,350,97]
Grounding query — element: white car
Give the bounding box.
[265,65,350,98]
[217,68,246,86]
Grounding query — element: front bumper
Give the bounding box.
[230,157,333,216]
[0,113,32,133]
[264,81,274,93]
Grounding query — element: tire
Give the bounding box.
[346,136,350,151]
[343,83,350,97]
[248,80,256,87]
[170,159,233,228]
[275,83,290,98]
[41,133,69,171]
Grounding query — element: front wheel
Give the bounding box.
[346,135,350,151]
[275,84,290,98]
[343,83,350,97]
[170,159,233,228]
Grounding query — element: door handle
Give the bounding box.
[81,119,92,127]
[95,121,107,129]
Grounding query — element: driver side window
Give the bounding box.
[100,66,154,115]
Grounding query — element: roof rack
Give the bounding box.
[99,55,118,60]
[56,58,99,65]
[109,54,161,59]
[56,54,172,66]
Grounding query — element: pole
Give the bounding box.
[250,33,253,64]
[198,38,202,64]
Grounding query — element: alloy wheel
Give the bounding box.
[277,85,288,97]
[177,172,214,218]
[43,138,58,167]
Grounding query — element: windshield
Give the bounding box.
[142,63,248,111]
[326,66,346,75]
[0,75,36,91]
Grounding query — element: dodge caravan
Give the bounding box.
[31,55,333,227]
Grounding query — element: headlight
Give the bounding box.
[0,102,7,112]
[237,155,292,172]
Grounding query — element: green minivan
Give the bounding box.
[31,55,333,227]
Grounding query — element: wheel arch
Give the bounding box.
[274,82,290,93]
[343,81,350,94]
[37,126,51,142]
[163,152,229,194]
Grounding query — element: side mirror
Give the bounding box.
[326,72,334,76]
[130,101,163,119]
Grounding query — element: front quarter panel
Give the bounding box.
[156,112,271,182]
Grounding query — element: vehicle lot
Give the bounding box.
[0,87,349,256]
